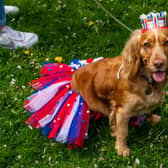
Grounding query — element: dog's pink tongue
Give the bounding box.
[152,72,166,82]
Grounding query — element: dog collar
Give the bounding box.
[139,72,154,95]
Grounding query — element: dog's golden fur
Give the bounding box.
[71,29,168,156]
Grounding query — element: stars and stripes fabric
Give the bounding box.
[23,57,103,148]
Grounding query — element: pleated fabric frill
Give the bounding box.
[23,58,103,148]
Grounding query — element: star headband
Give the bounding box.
[140,11,168,33]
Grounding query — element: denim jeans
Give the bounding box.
[0,0,6,26]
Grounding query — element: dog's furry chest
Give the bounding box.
[124,89,164,116]
[135,91,163,115]
[142,92,163,114]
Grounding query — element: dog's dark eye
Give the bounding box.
[143,42,150,48]
[164,40,168,46]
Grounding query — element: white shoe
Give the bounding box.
[0,26,38,49]
[5,5,19,15]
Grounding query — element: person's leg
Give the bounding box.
[0,0,38,49]
[0,0,6,28]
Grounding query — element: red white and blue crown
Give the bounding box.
[140,11,168,33]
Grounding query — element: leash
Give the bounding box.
[93,0,133,32]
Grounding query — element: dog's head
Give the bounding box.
[122,28,168,82]
[140,29,168,82]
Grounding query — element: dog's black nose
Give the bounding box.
[153,60,164,69]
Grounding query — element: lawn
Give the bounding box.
[0,0,168,167]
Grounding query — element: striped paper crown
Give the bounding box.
[140,11,168,33]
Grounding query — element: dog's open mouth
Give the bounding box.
[152,71,166,82]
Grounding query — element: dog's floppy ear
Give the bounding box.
[122,29,141,80]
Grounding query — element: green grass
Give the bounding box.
[1,0,168,167]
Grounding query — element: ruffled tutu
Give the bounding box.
[23,57,103,148]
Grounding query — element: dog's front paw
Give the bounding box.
[115,143,130,157]
[116,146,130,157]
[147,114,161,126]
[152,115,161,125]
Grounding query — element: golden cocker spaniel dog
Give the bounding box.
[71,28,168,156]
